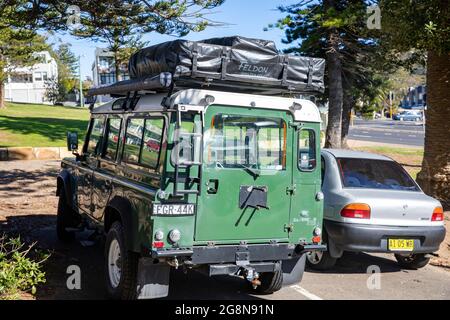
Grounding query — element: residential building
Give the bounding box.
[400,85,426,110]
[4,51,58,105]
[91,48,129,103]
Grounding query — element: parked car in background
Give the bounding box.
[306,149,446,270]
[393,110,423,121]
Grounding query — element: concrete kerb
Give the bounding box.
[0,147,74,161]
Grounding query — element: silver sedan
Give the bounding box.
[307,149,446,270]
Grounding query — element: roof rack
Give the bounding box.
[87,37,325,97]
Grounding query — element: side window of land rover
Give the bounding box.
[86,117,106,156]
[122,117,164,169]
[103,117,122,161]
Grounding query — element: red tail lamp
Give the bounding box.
[340,203,371,219]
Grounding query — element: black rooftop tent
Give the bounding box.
[87,36,325,97]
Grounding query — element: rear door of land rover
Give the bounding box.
[194,105,293,242]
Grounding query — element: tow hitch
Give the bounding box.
[238,266,261,289]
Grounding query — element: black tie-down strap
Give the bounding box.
[239,185,269,209]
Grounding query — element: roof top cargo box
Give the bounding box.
[88,36,325,97]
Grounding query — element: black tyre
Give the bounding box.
[254,268,283,294]
[306,250,337,270]
[56,193,76,242]
[395,253,430,269]
[104,221,139,300]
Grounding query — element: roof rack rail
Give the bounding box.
[87,72,172,97]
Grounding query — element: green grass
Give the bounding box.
[0,102,90,147]
[353,146,424,157]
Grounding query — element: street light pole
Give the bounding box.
[79,55,84,108]
[389,91,393,119]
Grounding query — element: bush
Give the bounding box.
[0,235,48,299]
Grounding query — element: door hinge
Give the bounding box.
[289,121,303,130]
[286,184,296,195]
[284,223,294,233]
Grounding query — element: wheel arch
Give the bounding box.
[104,196,139,253]
[56,169,74,209]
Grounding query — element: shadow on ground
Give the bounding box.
[0,167,58,195]
[1,214,262,300]
[305,251,404,275]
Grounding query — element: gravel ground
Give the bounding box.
[0,160,59,241]
[0,160,59,216]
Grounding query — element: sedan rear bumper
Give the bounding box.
[325,220,446,254]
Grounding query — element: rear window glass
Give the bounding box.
[298,129,316,171]
[337,158,419,191]
[205,114,286,170]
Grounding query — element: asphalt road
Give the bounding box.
[349,119,425,147]
[165,251,450,300]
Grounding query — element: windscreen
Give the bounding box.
[337,158,419,191]
[205,114,286,170]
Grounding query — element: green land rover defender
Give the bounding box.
[56,37,326,299]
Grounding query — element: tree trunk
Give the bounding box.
[0,80,5,109]
[341,92,354,148]
[416,51,450,208]
[114,51,122,82]
[324,28,344,148]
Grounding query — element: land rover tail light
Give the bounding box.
[432,207,444,221]
[153,241,164,248]
[341,203,371,219]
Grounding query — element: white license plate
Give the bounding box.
[152,204,195,216]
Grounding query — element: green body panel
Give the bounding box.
[195,105,293,242]
[288,122,323,244]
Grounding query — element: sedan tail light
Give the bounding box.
[432,207,444,221]
[341,203,371,219]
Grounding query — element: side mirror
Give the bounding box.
[67,132,79,152]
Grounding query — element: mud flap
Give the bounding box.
[327,237,344,258]
[136,259,170,299]
[281,254,306,286]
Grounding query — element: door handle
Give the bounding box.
[206,179,219,194]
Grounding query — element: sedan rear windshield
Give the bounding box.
[337,158,419,191]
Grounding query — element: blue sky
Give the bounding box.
[45,0,297,80]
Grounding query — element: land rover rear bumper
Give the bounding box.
[151,243,326,263]
[325,220,446,253]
